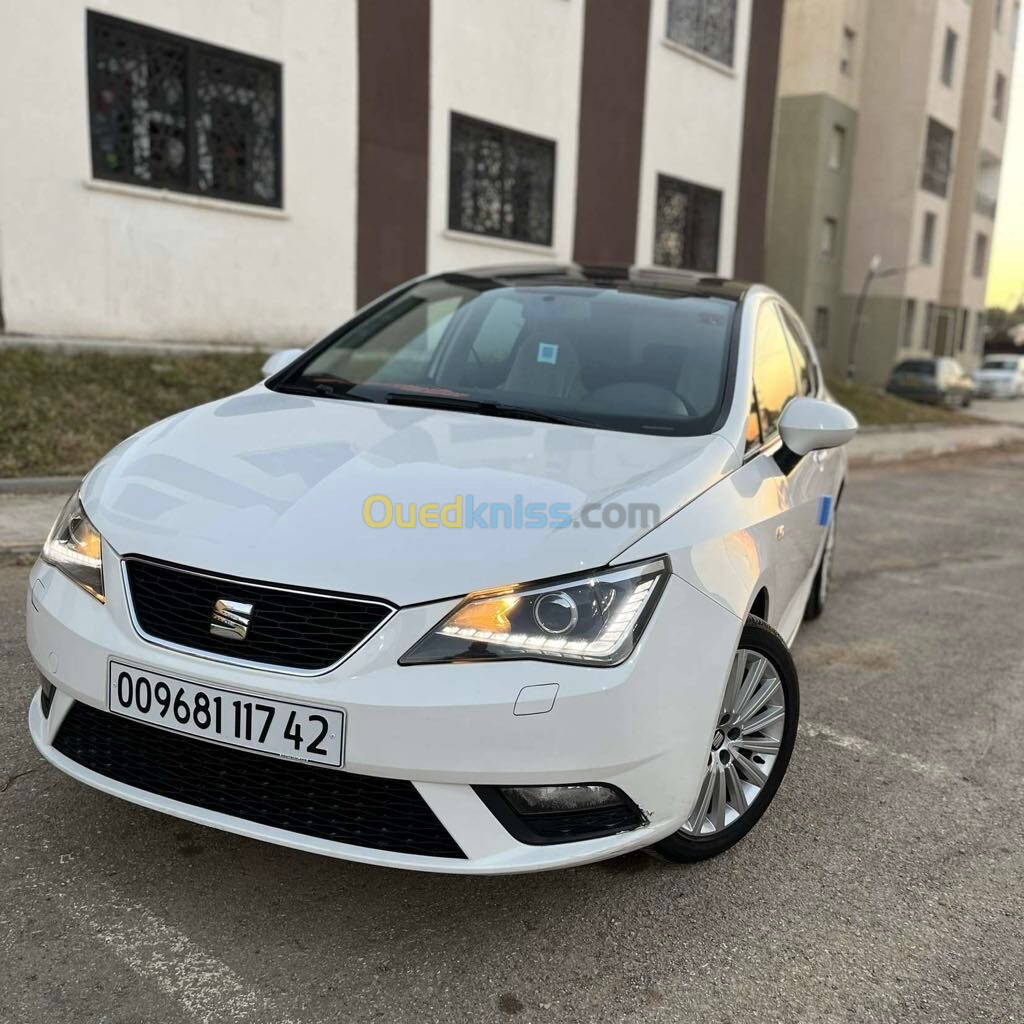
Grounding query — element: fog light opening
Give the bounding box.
[475,783,647,846]
[501,783,623,815]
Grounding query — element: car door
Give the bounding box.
[748,302,810,633]
[776,304,841,594]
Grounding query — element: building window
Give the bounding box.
[993,72,1007,121]
[976,310,986,352]
[941,29,958,86]
[901,299,917,348]
[921,211,937,264]
[448,113,555,246]
[840,27,856,76]
[820,217,838,259]
[924,302,936,349]
[813,306,830,349]
[921,118,954,196]
[828,125,846,170]
[87,11,282,207]
[666,0,737,67]
[996,0,1004,32]
[653,174,722,273]
[973,232,989,277]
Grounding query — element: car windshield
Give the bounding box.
[270,277,738,436]
[894,360,936,375]
[982,359,1017,370]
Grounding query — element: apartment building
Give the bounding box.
[0,0,783,347]
[766,0,1017,385]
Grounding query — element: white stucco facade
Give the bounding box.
[426,0,584,273]
[0,0,760,346]
[635,0,751,276]
[0,0,358,345]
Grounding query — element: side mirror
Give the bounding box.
[779,397,858,456]
[260,348,305,379]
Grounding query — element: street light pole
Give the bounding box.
[846,255,881,383]
[846,256,916,383]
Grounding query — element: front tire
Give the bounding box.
[653,617,799,863]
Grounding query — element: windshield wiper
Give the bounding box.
[275,375,378,401]
[378,392,591,427]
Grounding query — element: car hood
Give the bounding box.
[973,368,1017,380]
[82,387,738,605]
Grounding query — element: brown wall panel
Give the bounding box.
[356,0,430,307]
[573,0,650,266]
[735,0,784,282]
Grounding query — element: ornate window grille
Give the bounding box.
[448,114,555,246]
[653,174,722,273]
[921,118,954,198]
[666,0,736,67]
[87,12,282,207]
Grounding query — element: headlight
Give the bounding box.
[41,493,105,602]
[400,558,668,667]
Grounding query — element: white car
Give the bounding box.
[27,265,856,874]
[972,355,1024,399]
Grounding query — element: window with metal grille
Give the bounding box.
[666,0,737,66]
[901,299,917,349]
[653,174,721,273]
[814,306,831,350]
[993,73,1007,121]
[941,28,957,87]
[448,113,555,246]
[840,26,856,76]
[921,118,954,197]
[973,233,989,278]
[87,11,282,207]
[921,211,937,264]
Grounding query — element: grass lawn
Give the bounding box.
[0,347,266,477]
[825,377,976,427]
[0,348,977,477]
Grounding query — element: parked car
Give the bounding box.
[886,356,973,407]
[28,265,856,874]
[972,355,1024,399]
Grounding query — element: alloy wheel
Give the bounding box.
[682,648,786,836]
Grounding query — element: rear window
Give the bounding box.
[893,360,936,375]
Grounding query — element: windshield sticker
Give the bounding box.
[537,342,559,365]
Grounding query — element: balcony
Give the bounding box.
[975,193,998,219]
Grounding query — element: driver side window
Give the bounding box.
[753,304,801,439]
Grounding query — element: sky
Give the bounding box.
[987,16,1024,310]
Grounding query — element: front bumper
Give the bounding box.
[973,381,1017,399]
[26,549,742,873]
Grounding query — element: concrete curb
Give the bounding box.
[848,423,1024,467]
[1,332,288,357]
[0,476,81,495]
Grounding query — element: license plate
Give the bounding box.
[107,661,344,767]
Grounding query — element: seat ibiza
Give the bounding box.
[27,265,856,873]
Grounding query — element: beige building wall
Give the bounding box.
[776,0,869,105]
[767,0,1015,384]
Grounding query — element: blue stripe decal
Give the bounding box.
[818,495,833,527]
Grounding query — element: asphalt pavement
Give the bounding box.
[971,395,1024,425]
[2,449,1023,1024]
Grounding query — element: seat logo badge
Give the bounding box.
[210,599,253,640]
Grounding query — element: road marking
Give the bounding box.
[801,720,956,785]
[60,881,311,1024]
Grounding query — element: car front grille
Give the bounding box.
[54,701,466,859]
[123,557,393,672]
